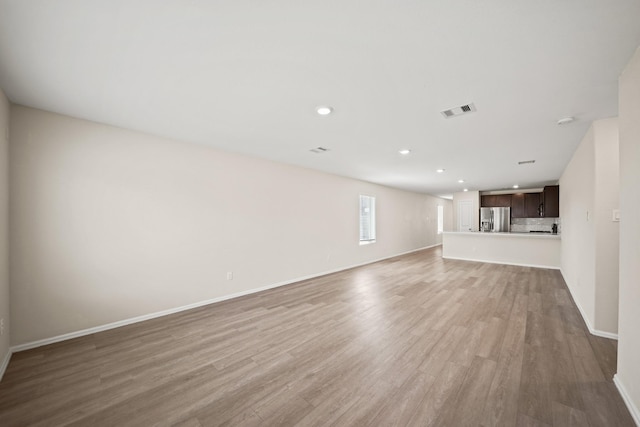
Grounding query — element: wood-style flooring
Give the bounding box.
[0,246,634,426]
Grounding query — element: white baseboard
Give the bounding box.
[10,244,441,353]
[559,269,619,340]
[442,255,560,270]
[0,349,11,382]
[614,374,640,426]
[589,329,618,340]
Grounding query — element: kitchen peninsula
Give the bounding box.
[442,231,560,269]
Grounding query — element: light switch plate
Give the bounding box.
[613,209,620,222]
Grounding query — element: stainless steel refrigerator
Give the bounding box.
[480,207,510,232]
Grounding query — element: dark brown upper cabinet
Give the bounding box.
[481,187,559,218]
[525,193,543,217]
[495,194,511,207]
[511,193,525,218]
[481,195,496,207]
[543,185,560,217]
[481,194,511,207]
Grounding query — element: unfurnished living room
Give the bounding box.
[1,1,640,426]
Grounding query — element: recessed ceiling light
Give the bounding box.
[316,106,333,116]
[437,168,445,173]
[463,188,468,192]
[513,184,519,189]
[557,117,575,125]
[399,149,411,155]
[458,179,465,183]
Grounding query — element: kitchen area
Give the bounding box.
[442,185,561,269]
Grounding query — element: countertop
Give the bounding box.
[443,231,561,239]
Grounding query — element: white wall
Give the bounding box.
[593,119,620,334]
[0,89,10,377]
[559,118,619,337]
[9,106,450,346]
[443,199,454,233]
[560,125,596,330]
[616,46,640,423]
[442,232,560,269]
[452,191,480,231]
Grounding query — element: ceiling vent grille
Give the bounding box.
[518,160,536,165]
[441,103,476,118]
[310,147,330,154]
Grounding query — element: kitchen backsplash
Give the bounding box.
[511,217,561,234]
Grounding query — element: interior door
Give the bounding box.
[458,200,474,231]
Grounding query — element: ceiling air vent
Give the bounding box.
[441,103,476,118]
[518,160,536,165]
[310,147,330,154]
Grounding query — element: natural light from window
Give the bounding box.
[359,195,376,244]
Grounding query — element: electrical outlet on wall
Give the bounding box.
[226,271,233,280]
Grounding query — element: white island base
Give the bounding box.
[442,231,560,269]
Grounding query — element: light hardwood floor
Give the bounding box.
[0,246,634,426]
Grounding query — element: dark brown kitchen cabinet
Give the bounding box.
[495,194,511,207]
[481,195,496,207]
[511,193,525,218]
[481,194,511,207]
[543,185,560,217]
[481,188,558,218]
[525,193,542,217]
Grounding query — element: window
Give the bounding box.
[359,195,376,244]
[437,205,444,234]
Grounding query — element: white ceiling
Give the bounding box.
[1,1,639,197]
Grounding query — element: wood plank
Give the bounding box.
[517,343,553,424]
[406,361,468,426]
[435,356,497,426]
[516,413,551,427]
[480,293,527,427]
[551,401,589,427]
